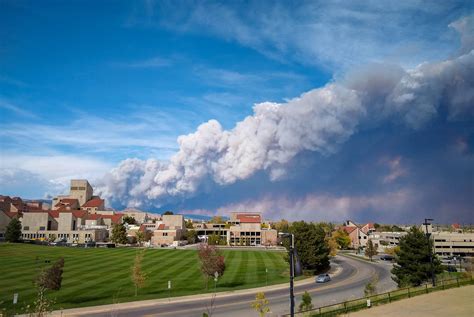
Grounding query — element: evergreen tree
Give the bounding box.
[391,226,443,287]
[288,221,330,273]
[5,218,22,242]
[111,223,128,244]
[365,239,378,261]
[122,215,136,225]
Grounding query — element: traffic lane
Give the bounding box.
[113,256,370,317]
[210,257,395,317]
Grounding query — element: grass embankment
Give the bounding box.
[0,243,289,315]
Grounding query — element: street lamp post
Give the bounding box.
[279,232,295,317]
[423,218,435,286]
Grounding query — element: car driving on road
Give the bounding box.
[316,273,331,283]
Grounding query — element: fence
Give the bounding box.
[282,274,473,317]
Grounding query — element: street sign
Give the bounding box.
[13,293,18,304]
[168,280,171,289]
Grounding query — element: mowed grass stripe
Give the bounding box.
[0,244,289,315]
[58,250,187,300]
[253,251,267,284]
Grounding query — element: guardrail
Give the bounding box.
[282,275,473,316]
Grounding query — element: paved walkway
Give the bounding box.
[347,285,474,317]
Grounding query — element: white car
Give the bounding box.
[316,273,331,283]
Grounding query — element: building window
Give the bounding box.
[39,226,45,231]
[163,232,168,236]
[23,226,29,230]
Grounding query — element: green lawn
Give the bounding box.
[0,243,289,315]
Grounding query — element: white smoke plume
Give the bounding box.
[97,20,474,209]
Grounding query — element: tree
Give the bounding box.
[365,239,378,261]
[327,237,338,256]
[5,218,22,242]
[384,246,400,256]
[210,216,225,224]
[197,244,225,289]
[31,258,65,317]
[331,229,351,249]
[208,233,226,245]
[111,223,128,244]
[185,220,194,229]
[163,211,174,215]
[391,226,443,287]
[364,273,378,297]
[288,221,330,273]
[131,250,147,296]
[251,292,270,317]
[135,231,145,246]
[48,234,57,243]
[272,219,289,232]
[122,215,137,225]
[298,291,313,312]
[37,257,65,291]
[186,229,198,244]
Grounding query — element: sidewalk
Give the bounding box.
[347,285,474,317]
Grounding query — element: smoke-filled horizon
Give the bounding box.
[96,16,474,223]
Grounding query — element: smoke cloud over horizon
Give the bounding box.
[96,18,474,222]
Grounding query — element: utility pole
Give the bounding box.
[423,218,435,286]
[289,234,295,317]
[279,232,295,317]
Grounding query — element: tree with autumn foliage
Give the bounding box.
[197,244,225,289]
[131,250,147,296]
[251,292,270,317]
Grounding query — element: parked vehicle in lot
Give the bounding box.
[316,273,331,283]
[446,265,457,272]
[380,254,394,261]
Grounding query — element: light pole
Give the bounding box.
[214,271,219,292]
[279,232,295,317]
[423,218,435,286]
[265,267,268,286]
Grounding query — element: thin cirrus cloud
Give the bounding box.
[0,108,186,155]
[113,56,173,68]
[140,1,470,70]
[0,98,38,119]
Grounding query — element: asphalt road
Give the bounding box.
[84,255,396,317]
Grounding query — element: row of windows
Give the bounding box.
[231,231,261,236]
[21,233,92,239]
[70,186,86,190]
[230,237,262,246]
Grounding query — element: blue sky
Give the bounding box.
[1,1,473,224]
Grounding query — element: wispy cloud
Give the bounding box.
[113,56,172,68]
[0,75,28,87]
[380,156,408,184]
[0,98,38,119]
[0,105,198,160]
[138,1,470,70]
